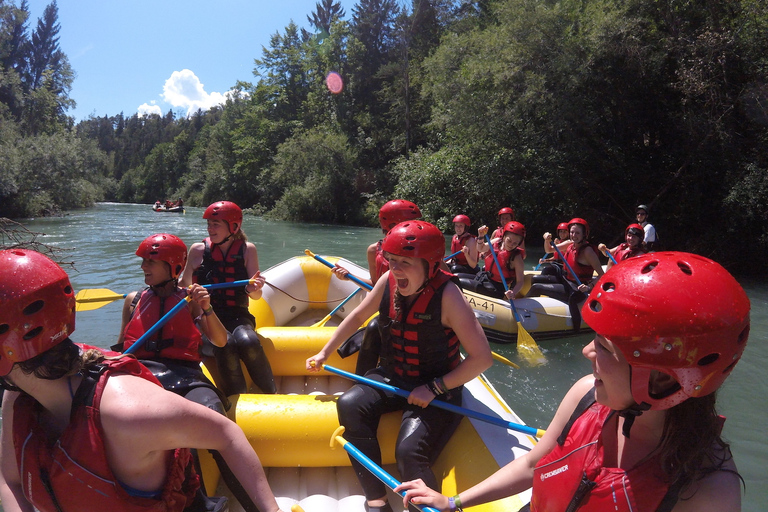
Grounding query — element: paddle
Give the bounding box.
[534,252,553,271]
[550,241,582,286]
[75,279,259,312]
[444,249,462,261]
[307,249,520,369]
[484,235,545,365]
[122,280,258,354]
[599,244,619,265]
[323,364,545,438]
[330,426,441,512]
[75,289,126,312]
[306,249,372,290]
[311,288,362,327]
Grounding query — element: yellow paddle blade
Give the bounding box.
[491,351,520,369]
[75,288,125,312]
[516,322,546,366]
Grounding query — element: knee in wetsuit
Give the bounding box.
[231,325,276,394]
[184,386,227,415]
[355,317,382,376]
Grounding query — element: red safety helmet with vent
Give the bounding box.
[379,200,421,231]
[497,207,515,221]
[136,233,188,279]
[557,222,569,232]
[382,221,445,274]
[625,223,644,238]
[582,252,750,410]
[452,214,471,226]
[568,217,590,238]
[204,201,243,231]
[0,250,76,376]
[503,221,526,239]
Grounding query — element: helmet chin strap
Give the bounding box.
[150,277,178,293]
[212,223,238,247]
[617,402,651,438]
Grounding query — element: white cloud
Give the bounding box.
[160,69,232,117]
[137,101,162,117]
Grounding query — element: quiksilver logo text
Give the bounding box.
[540,464,568,481]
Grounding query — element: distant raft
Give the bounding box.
[199,255,537,512]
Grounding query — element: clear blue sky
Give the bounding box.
[25,0,359,122]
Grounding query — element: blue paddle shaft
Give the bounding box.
[324,364,542,437]
[606,250,618,265]
[124,280,252,355]
[339,439,440,512]
[309,252,373,291]
[327,288,361,318]
[484,235,522,323]
[550,241,582,286]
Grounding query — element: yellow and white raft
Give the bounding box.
[200,255,537,512]
[463,271,590,344]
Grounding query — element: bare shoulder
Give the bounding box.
[674,459,742,512]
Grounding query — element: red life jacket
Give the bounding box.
[13,357,199,512]
[379,270,461,384]
[563,243,598,283]
[614,243,647,263]
[450,232,473,266]
[532,394,672,512]
[193,237,250,315]
[374,240,390,281]
[484,247,523,286]
[122,288,202,362]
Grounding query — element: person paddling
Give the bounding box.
[397,252,749,512]
[599,223,648,269]
[0,249,284,512]
[458,221,526,299]
[446,214,479,275]
[179,201,275,396]
[306,221,493,512]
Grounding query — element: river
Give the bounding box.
[10,202,768,511]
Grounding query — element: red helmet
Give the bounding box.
[503,221,526,238]
[204,201,243,231]
[497,207,515,220]
[452,214,471,226]
[557,222,569,232]
[382,221,445,271]
[136,233,188,279]
[582,252,750,410]
[568,217,590,238]
[625,223,644,238]
[378,199,421,231]
[0,250,76,376]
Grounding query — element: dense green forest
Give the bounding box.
[2,0,768,272]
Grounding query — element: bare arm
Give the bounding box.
[187,283,228,347]
[306,273,387,370]
[0,393,35,512]
[397,376,596,510]
[100,375,282,512]
[672,456,741,512]
[464,236,478,268]
[179,242,205,288]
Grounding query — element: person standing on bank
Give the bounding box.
[636,204,658,251]
[179,201,275,396]
[0,249,284,512]
[396,252,749,512]
[306,221,493,512]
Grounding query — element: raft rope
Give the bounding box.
[263,281,352,305]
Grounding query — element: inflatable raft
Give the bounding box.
[200,255,537,512]
[463,271,591,344]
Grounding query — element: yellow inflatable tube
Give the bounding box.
[229,394,400,467]
[257,326,356,375]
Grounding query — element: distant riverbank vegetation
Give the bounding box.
[2,0,768,272]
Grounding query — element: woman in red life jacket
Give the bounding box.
[306,221,493,512]
[537,221,569,267]
[333,199,422,376]
[599,223,648,270]
[458,221,526,300]
[447,214,479,275]
[117,233,229,413]
[0,249,283,512]
[397,252,749,512]
[179,201,275,397]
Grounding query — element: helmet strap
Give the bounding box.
[616,402,651,438]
